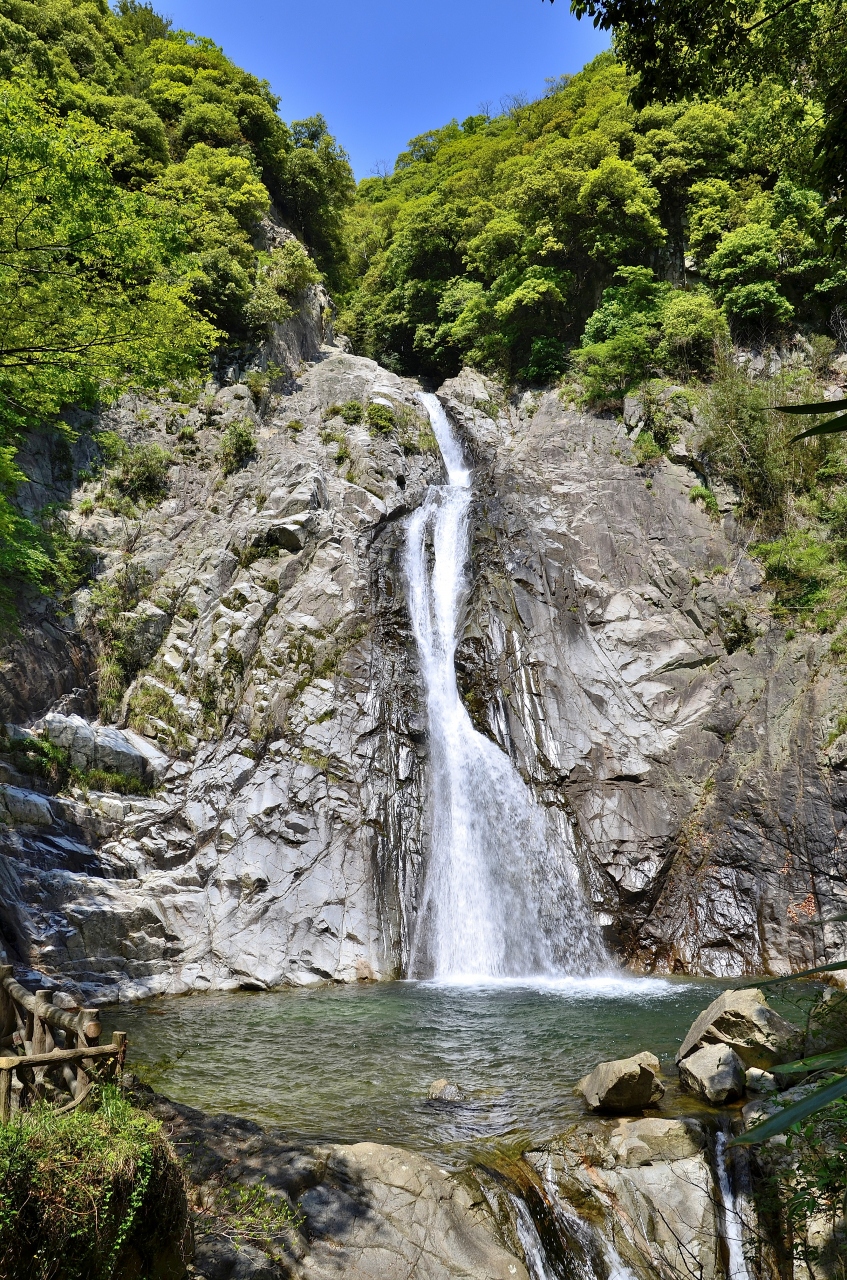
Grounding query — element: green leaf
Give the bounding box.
[739,959,847,988]
[774,1047,847,1076]
[775,400,847,414]
[791,414,847,442]
[729,1074,847,1146]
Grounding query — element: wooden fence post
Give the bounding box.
[77,1007,99,1095]
[0,1068,10,1124]
[112,1031,128,1077]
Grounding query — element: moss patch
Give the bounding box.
[0,1086,188,1280]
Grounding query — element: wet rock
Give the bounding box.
[677,988,800,1069]
[141,1088,529,1280]
[678,1043,745,1104]
[532,1116,722,1280]
[428,1078,464,1101]
[609,1117,704,1166]
[577,1051,664,1113]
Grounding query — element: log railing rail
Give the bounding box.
[0,966,126,1122]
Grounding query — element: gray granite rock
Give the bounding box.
[438,367,847,978]
[608,1117,704,1166]
[1,346,847,995]
[678,1043,746,1104]
[530,1115,721,1280]
[676,988,800,1069]
[144,1088,528,1280]
[577,1051,664,1113]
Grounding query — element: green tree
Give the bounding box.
[565,0,847,206]
[0,78,215,622]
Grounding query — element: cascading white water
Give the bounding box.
[406,392,605,981]
[715,1131,752,1280]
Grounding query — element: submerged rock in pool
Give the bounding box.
[577,1051,665,1113]
[427,1077,465,1102]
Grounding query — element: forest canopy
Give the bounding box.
[340,51,846,386]
[0,0,353,622]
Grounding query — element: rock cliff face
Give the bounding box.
[441,369,847,977]
[0,346,440,998]
[1,345,846,999]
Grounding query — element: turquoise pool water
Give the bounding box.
[105,974,733,1163]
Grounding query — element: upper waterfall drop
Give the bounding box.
[406,392,606,981]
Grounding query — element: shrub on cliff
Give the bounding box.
[217,419,257,476]
[0,1086,189,1280]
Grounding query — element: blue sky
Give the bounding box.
[157,0,610,179]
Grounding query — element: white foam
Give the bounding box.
[415,974,690,998]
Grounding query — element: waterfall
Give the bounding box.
[509,1194,559,1280]
[405,392,604,980]
[715,1131,752,1280]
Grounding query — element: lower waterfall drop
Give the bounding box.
[715,1131,752,1280]
[406,392,605,980]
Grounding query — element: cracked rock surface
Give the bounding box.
[2,350,847,998]
[0,349,441,999]
[140,1088,528,1280]
[440,369,847,977]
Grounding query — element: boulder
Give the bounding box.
[676,988,800,1070]
[120,729,170,783]
[0,785,54,827]
[577,1051,665,1113]
[41,712,162,784]
[745,1067,778,1094]
[428,1078,464,1102]
[42,712,95,770]
[609,1117,705,1167]
[678,1044,745,1104]
[91,725,149,780]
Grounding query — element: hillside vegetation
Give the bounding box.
[342,54,843,386]
[341,52,847,635]
[0,0,353,623]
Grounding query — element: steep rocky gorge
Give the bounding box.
[1,334,847,999]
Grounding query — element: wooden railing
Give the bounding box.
[0,966,126,1122]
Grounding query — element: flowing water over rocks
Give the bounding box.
[405,393,602,979]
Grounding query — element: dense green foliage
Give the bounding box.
[0,0,353,628]
[0,1087,187,1280]
[341,54,844,384]
[566,0,846,213]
